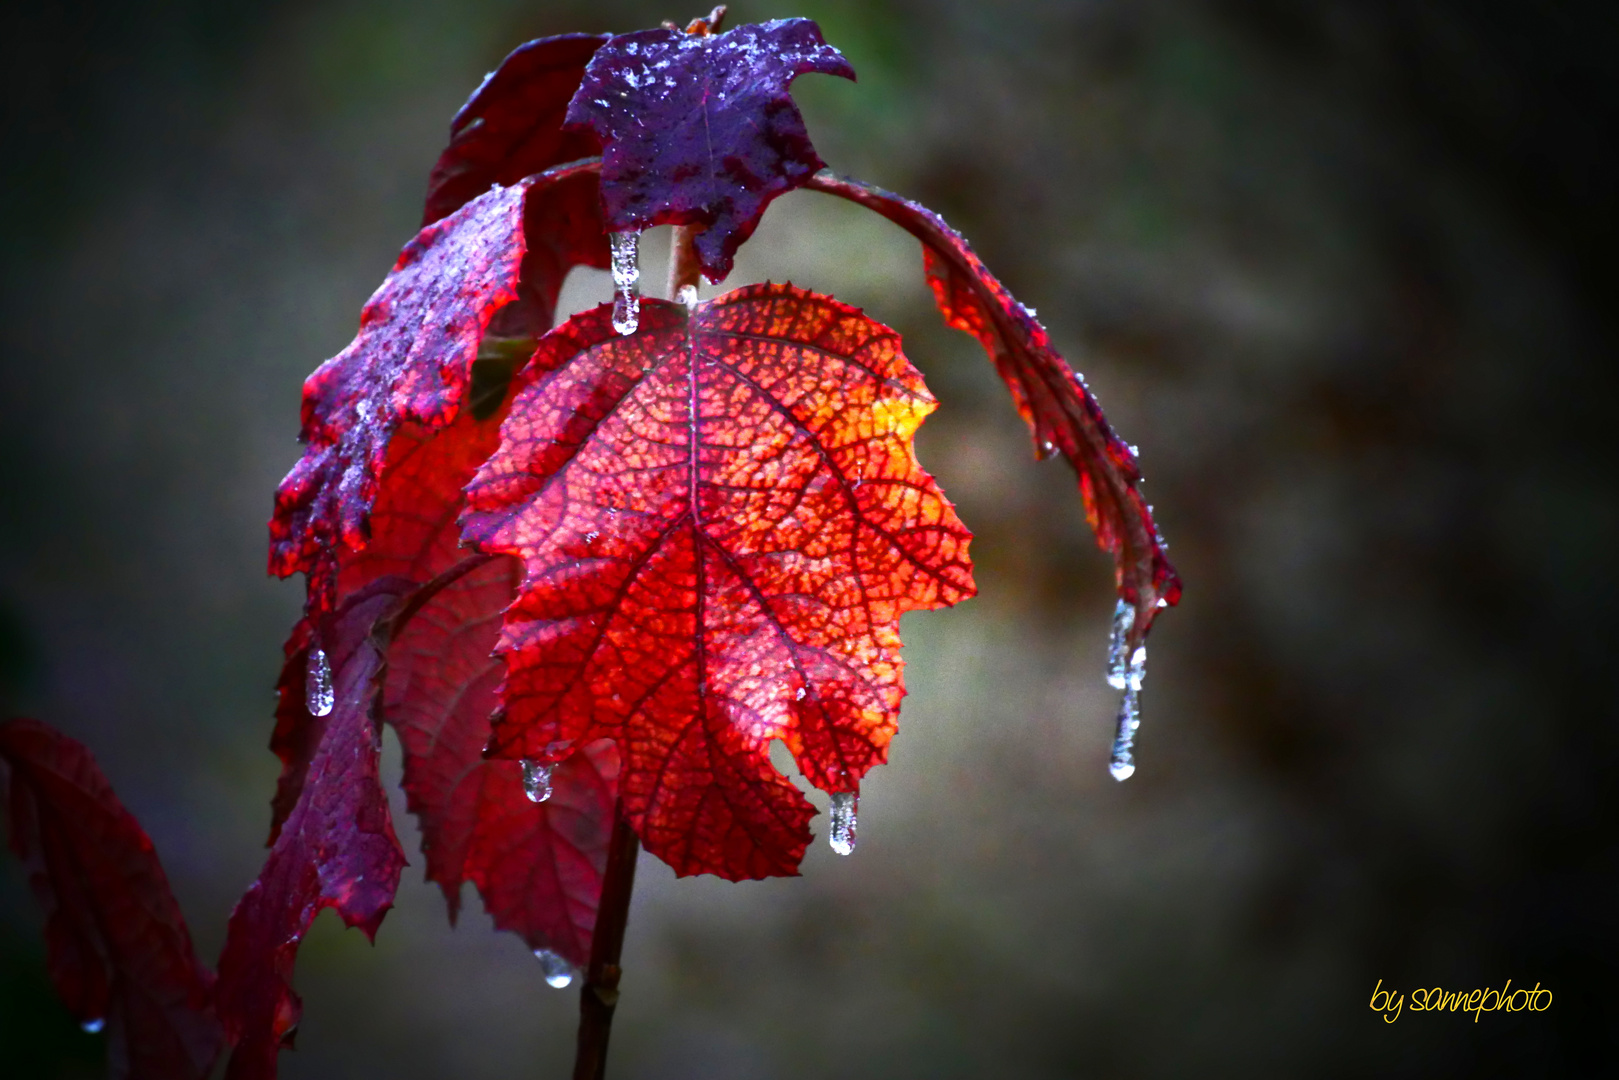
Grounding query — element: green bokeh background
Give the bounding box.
[3,1,1614,1076]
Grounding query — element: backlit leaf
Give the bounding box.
[462,284,973,879]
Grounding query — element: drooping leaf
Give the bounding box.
[342,407,618,965]
[216,584,409,1080]
[462,284,974,880]
[422,34,612,336]
[0,718,222,1080]
[807,173,1183,653]
[564,19,855,282]
[268,181,531,619]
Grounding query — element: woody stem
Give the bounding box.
[571,801,640,1080]
[666,224,704,297]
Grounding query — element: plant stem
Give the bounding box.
[666,224,704,297]
[572,801,640,1080]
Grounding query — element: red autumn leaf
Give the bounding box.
[0,718,222,1080]
[267,180,531,619]
[564,19,855,281]
[422,33,607,226]
[341,405,619,966]
[216,583,409,1080]
[806,172,1183,655]
[422,33,612,336]
[461,284,974,880]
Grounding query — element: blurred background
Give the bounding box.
[3,0,1615,1076]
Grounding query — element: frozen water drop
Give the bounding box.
[81,1017,105,1034]
[677,283,698,311]
[610,231,641,335]
[521,759,554,803]
[1105,599,1134,690]
[828,792,857,856]
[306,648,334,717]
[533,948,575,988]
[1109,679,1142,781]
[795,686,806,701]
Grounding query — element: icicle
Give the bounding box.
[1109,645,1148,781]
[828,792,857,856]
[610,231,641,335]
[1106,598,1134,690]
[533,948,575,989]
[521,758,554,803]
[81,1018,105,1034]
[1109,682,1141,781]
[306,647,334,717]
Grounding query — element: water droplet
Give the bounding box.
[533,948,575,988]
[521,759,554,803]
[677,283,698,311]
[1105,599,1134,690]
[828,792,857,856]
[610,231,641,335]
[81,1017,105,1034]
[795,686,806,701]
[306,648,334,717]
[1109,678,1142,781]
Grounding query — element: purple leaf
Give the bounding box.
[564,19,855,281]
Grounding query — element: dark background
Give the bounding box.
[3,1,1615,1077]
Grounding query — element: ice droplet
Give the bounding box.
[521,759,554,803]
[306,648,334,717]
[1105,599,1134,690]
[610,231,640,335]
[828,792,857,856]
[1109,678,1142,781]
[81,1017,105,1034]
[677,283,698,311]
[533,948,575,988]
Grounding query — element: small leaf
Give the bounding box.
[462,284,973,880]
[422,33,612,336]
[346,407,618,965]
[564,19,855,282]
[0,718,222,1080]
[422,34,608,226]
[216,584,409,1080]
[807,173,1182,655]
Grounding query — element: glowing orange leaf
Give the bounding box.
[462,284,974,879]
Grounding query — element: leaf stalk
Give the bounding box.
[572,800,640,1080]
